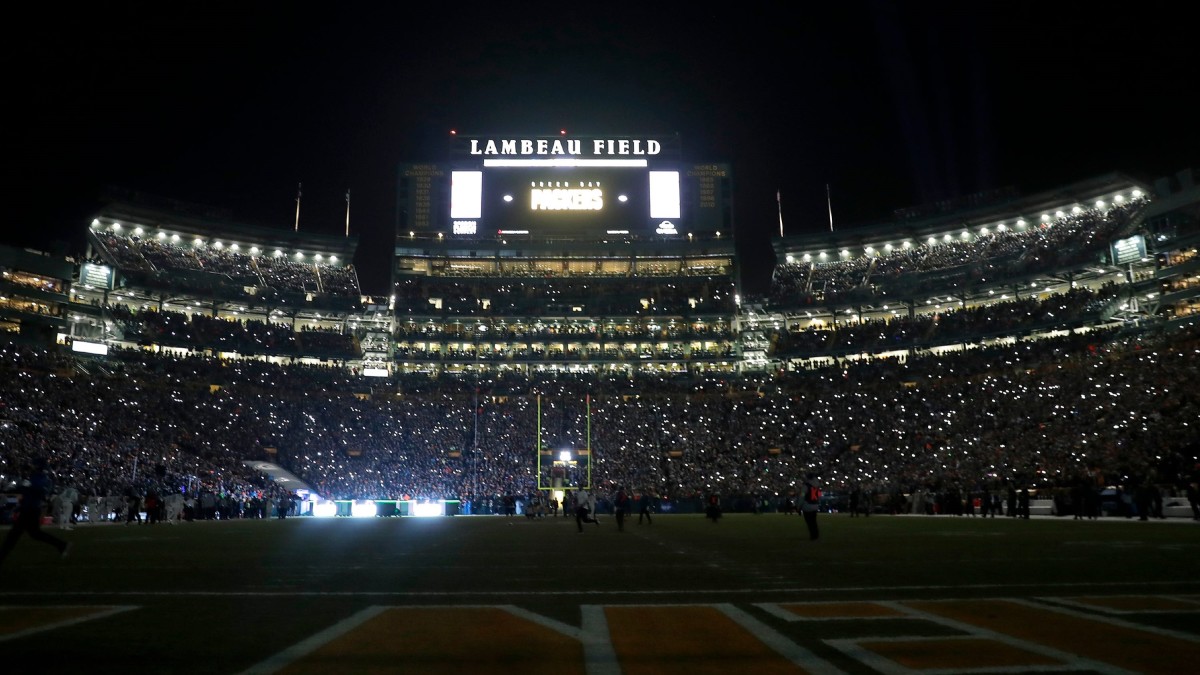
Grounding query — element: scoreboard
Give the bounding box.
[398,134,730,240]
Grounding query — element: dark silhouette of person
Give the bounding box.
[1134,478,1155,521]
[1071,479,1086,520]
[801,474,821,541]
[124,486,143,525]
[637,490,653,525]
[705,493,722,523]
[0,459,71,567]
[613,487,629,532]
[574,489,598,532]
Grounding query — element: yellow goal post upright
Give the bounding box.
[535,394,592,506]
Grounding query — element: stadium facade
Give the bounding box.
[391,133,738,378]
[3,137,1199,516]
[755,169,1200,372]
[2,138,1196,384]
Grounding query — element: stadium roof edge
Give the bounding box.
[93,193,359,259]
[770,171,1149,255]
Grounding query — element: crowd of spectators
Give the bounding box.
[394,275,736,316]
[108,304,358,358]
[3,315,1196,518]
[773,284,1122,356]
[770,197,1146,306]
[394,320,733,342]
[89,231,361,299]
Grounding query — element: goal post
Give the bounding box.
[535,394,592,495]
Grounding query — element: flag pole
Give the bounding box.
[826,183,834,232]
[294,182,302,232]
[776,189,784,237]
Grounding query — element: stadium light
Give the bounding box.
[483,158,648,168]
[411,502,443,517]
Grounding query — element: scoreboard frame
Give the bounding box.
[397,134,729,241]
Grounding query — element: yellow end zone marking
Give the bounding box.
[245,604,838,675]
[0,605,137,642]
[778,602,904,619]
[905,598,1200,674]
[1058,595,1200,613]
[269,607,585,675]
[858,636,1063,670]
[241,600,1199,675]
[605,605,806,675]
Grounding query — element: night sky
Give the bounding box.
[9,2,1196,296]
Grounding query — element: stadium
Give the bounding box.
[1,132,1198,672]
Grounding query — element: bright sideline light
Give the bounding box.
[310,499,455,517]
[411,502,443,517]
[312,500,338,518]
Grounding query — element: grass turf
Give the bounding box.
[1,513,1197,673]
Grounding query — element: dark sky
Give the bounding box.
[8,2,1196,296]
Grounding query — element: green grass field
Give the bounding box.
[2,513,1198,674]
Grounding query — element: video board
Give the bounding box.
[398,135,729,240]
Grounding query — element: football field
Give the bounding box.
[2,513,1198,674]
